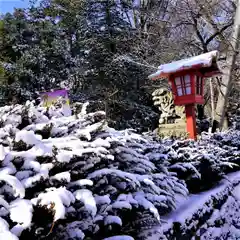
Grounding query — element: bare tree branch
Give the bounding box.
[205,22,233,45]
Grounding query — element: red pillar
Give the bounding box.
[185,104,197,140]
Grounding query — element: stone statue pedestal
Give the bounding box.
[158,121,188,138]
[152,88,195,138]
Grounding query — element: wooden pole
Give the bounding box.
[185,104,197,140]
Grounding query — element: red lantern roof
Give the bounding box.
[149,51,222,80]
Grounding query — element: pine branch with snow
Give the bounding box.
[0,100,239,239]
[0,100,188,239]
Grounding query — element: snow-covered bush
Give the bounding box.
[0,99,239,239]
[142,176,240,240]
[198,184,240,239]
[145,132,240,193]
[0,100,188,239]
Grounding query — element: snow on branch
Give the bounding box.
[0,100,238,239]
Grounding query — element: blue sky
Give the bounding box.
[0,0,30,14]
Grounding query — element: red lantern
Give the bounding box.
[170,71,205,105]
[149,51,222,140]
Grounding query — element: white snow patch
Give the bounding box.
[95,195,111,205]
[33,187,75,221]
[9,199,33,227]
[103,236,134,240]
[0,173,25,198]
[0,217,9,232]
[104,215,122,226]
[68,179,93,188]
[0,231,18,240]
[9,199,33,236]
[112,201,132,210]
[56,150,73,163]
[15,130,41,146]
[51,172,71,183]
[0,145,6,161]
[74,189,97,217]
[0,196,9,210]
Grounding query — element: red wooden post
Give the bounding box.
[185,104,197,140]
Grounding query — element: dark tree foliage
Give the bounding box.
[0,0,159,131]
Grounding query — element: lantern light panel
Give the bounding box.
[174,75,191,96]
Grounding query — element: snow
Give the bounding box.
[103,236,134,240]
[88,168,139,185]
[0,173,25,198]
[91,138,111,148]
[0,100,239,239]
[33,187,75,221]
[142,171,240,239]
[148,50,220,80]
[95,195,111,205]
[164,171,240,223]
[68,179,93,187]
[198,182,240,239]
[65,222,85,239]
[143,178,155,185]
[28,143,52,157]
[0,165,16,175]
[22,172,48,188]
[104,215,122,226]
[112,201,132,210]
[9,199,33,227]
[232,184,240,200]
[23,159,41,172]
[0,196,9,210]
[0,146,6,161]
[61,104,71,117]
[117,194,138,205]
[15,171,33,181]
[50,171,71,183]
[0,231,19,240]
[74,121,107,141]
[9,199,33,236]
[15,130,41,146]
[74,189,97,217]
[56,150,73,163]
[134,193,160,221]
[0,217,9,232]
[78,102,89,116]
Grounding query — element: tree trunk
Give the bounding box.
[209,77,216,132]
[215,0,240,131]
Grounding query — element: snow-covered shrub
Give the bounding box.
[145,131,240,193]
[0,101,188,239]
[13,130,42,151]
[198,184,240,239]
[141,177,240,240]
[229,105,240,130]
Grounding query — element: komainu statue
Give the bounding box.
[152,88,185,124]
